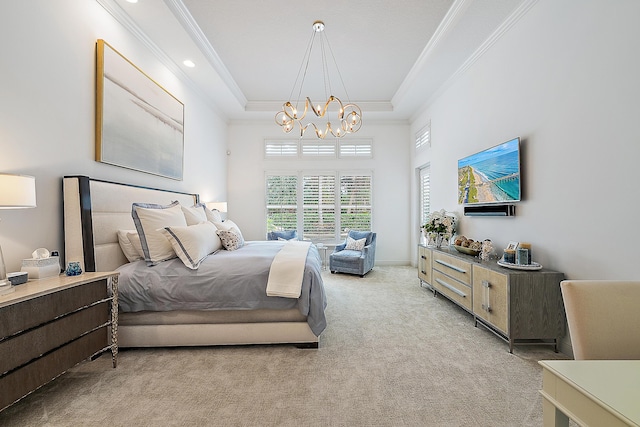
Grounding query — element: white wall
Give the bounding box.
[411,0,640,280]
[227,120,411,265]
[0,0,227,272]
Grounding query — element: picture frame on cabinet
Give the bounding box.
[95,39,184,180]
[506,241,519,250]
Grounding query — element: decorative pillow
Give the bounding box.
[278,236,298,241]
[345,236,366,251]
[126,232,144,258]
[217,229,243,251]
[268,230,297,241]
[348,230,373,246]
[117,230,143,262]
[181,204,208,226]
[213,219,244,245]
[132,201,187,266]
[160,222,221,269]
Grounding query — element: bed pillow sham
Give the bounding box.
[117,229,143,262]
[160,222,222,269]
[132,201,187,266]
[181,204,208,226]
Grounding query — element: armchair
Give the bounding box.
[329,231,376,277]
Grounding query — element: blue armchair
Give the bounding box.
[329,231,376,277]
[267,230,298,241]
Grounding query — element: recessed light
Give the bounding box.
[125,0,138,3]
[183,60,195,68]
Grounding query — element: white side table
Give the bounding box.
[315,244,329,270]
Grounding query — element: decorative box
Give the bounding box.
[20,256,61,280]
[7,271,28,285]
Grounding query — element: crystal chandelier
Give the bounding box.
[275,21,362,139]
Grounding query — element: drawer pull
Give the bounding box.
[421,270,426,275]
[482,280,492,312]
[435,259,467,274]
[421,255,426,259]
[435,278,467,297]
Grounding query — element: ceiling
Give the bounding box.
[103,0,529,122]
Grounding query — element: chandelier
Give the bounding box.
[275,21,362,139]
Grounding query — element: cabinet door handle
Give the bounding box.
[435,278,467,297]
[481,280,492,312]
[435,259,467,274]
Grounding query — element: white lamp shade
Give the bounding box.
[0,174,37,208]
[206,201,227,213]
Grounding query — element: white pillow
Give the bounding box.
[213,219,244,244]
[132,201,187,266]
[160,222,222,269]
[181,204,208,226]
[117,230,142,262]
[127,232,144,258]
[217,228,243,251]
[345,236,366,251]
[203,205,223,223]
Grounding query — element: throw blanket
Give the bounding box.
[266,241,312,298]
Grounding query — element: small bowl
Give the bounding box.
[453,245,480,256]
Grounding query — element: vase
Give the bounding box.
[435,233,444,249]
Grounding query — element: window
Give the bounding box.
[415,121,431,150]
[340,174,372,239]
[266,174,298,233]
[266,171,372,242]
[419,165,430,226]
[264,138,373,159]
[303,174,336,241]
[265,140,298,158]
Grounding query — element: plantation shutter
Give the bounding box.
[302,174,336,241]
[265,140,298,158]
[415,121,431,150]
[340,174,372,239]
[266,174,298,233]
[419,166,431,226]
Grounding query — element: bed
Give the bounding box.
[62,175,326,348]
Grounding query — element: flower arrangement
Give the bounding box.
[422,209,457,246]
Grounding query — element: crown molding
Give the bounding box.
[95,0,228,118]
[410,0,539,122]
[163,0,247,107]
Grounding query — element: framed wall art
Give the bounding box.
[96,39,184,180]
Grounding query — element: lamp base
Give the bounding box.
[0,279,15,295]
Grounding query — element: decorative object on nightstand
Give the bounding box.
[0,173,37,296]
[20,248,61,280]
[65,261,83,276]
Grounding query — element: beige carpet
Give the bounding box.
[0,266,568,426]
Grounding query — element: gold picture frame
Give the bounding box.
[96,39,184,180]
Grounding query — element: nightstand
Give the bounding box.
[0,271,119,411]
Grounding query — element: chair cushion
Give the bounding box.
[331,249,363,259]
[348,230,372,246]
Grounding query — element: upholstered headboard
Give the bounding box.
[63,176,198,272]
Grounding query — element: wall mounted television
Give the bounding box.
[458,137,521,205]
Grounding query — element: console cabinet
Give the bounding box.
[0,272,118,411]
[418,245,565,352]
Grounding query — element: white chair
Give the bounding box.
[560,280,640,360]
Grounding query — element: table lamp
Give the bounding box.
[0,174,37,295]
[206,201,227,219]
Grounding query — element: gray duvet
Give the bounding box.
[116,241,327,336]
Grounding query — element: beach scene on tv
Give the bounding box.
[458,138,521,204]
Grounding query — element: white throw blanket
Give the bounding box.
[266,241,312,298]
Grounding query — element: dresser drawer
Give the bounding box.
[418,246,432,284]
[432,252,472,285]
[432,270,472,312]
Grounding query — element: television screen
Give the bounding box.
[458,137,521,205]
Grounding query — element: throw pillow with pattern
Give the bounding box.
[345,236,366,251]
[217,229,243,251]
